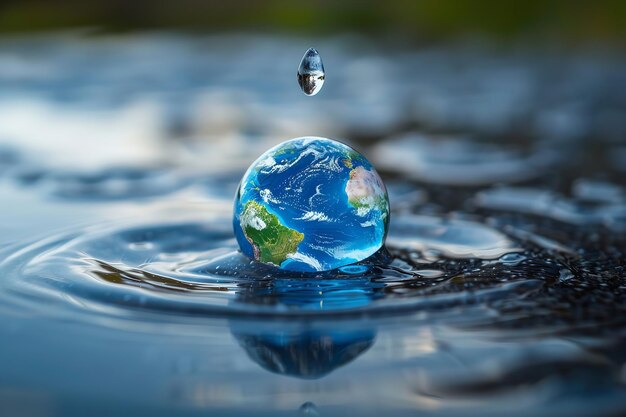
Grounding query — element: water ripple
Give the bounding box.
[0,214,541,322]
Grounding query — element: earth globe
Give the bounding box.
[233,137,389,272]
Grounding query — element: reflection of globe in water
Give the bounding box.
[233,137,389,272]
[231,326,375,379]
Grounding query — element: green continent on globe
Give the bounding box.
[240,200,304,266]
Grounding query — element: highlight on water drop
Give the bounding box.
[297,47,325,96]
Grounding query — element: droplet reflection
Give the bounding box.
[300,402,320,416]
[298,47,325,96]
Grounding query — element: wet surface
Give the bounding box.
[0,33,625,417]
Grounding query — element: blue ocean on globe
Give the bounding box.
[233,137,390,272]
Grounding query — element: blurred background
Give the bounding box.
[0,0,624,183]
[1,0,626,42]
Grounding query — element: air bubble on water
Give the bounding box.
[298,48,325,96]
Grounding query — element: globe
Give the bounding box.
[233,137,389,272]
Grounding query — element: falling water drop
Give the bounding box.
[297,48,325,96]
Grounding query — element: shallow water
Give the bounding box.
[0,33,625,417]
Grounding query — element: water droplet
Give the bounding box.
[298,48,325,96]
